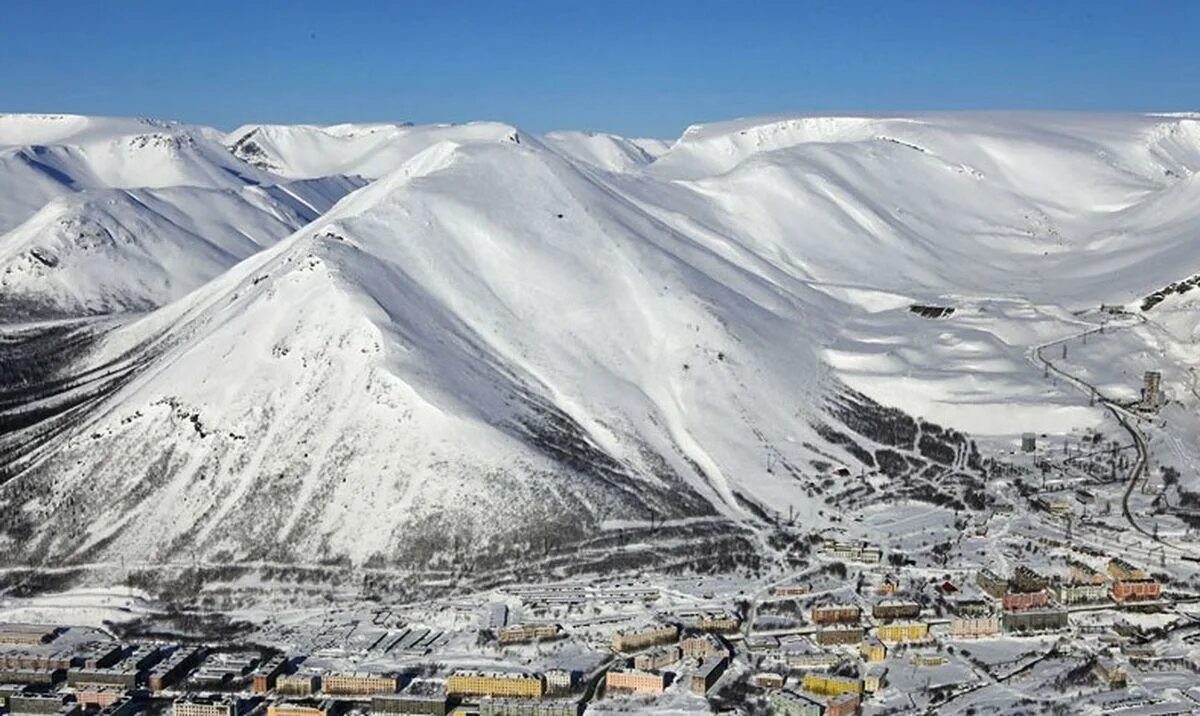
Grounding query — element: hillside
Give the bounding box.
[2,112,1200,574]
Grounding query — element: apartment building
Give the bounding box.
[872,600,921,620]
[604,669,665,695]
[876,621,928,644]
[950,614,1001,638]
[174,697,236,716]
[498,624,562,645]
[447,671,544,699]
[801,673,861,697]
[633,646,680,671]
[689,656,728,695]
[811,604,861,625]
[1112,579,1161,603]
[611,624,678,653]
[815,626,864,646]
[322,672,397,695]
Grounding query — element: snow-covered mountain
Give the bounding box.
[0,114,364,317]
[3,111,1200,573]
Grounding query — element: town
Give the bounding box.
[2,524,1197,716]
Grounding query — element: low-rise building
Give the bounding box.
[821,540,882,563]
[811,605,860,625]
[0,625,58,646]
[801,673,861,697]
[689,656,728,695]
[611,624,678,653]
[771,584,811,597]
[1093,658,1127,689]
[633,646,680,672]
[876,621,928,644]
[447,671,543,699]
[604,669,665,695]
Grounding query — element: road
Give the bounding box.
[1030,315,1199,560]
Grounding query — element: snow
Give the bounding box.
[3,111,1200,570]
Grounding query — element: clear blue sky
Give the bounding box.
[2,1,1196,138]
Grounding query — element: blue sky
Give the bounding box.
[2,1,1196,138]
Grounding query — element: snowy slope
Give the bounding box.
[225,121,522,179]
[3,112,1200,572]
[542,131,669,172]
[0,177,361,318]
[0,114,364,317]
